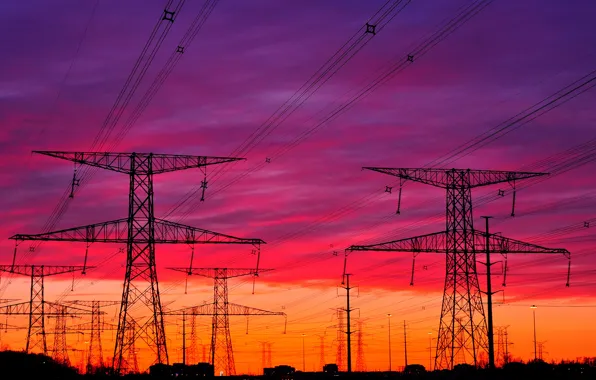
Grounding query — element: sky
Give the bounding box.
[0,0,595,374]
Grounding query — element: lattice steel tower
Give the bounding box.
[0,265,92,354]
[348,168,570,370]
[9,151,264,373]
[167,268,286,376]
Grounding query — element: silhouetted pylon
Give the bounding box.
[336,309,346,371]
[347,167,571,369]
[65,300,119,373]
[355,320,366,372]
[51,306,71,367]
[166,268,286,376]
[316,334,325,370]
[10,151,264,373]
[0,265,93,355]
[188,307,199,364]
[495,326,511,367]
[260,341,273,369]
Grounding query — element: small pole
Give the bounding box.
[403,320,408,368]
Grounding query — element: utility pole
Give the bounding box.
[347,167,570,369]
[166,268,286,376]
[403,320,408,368]
[388,313,392,371]
[341,273,354,373]
[531,305,537,361]
[10,151,264,374]
[481,216,495,369]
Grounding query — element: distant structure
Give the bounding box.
[66,300,119,373]
[355,320,366,372]
[0,265,93,355]
[167,268,286,376]
[336,309,346,371]
[9,151,265,373]
[348,168,570,369]
[495,326,512,367]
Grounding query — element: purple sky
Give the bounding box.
[0,0,595,366]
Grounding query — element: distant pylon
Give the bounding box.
[537,342,547,361]
[495,326,510,367]
[51,305,70,367]
[355,320,366,372]
[188,307,199,364]
[65,300,119,373]
[0,265,93,355]
[126,323,139,374]
[261,341,273,369]
[261,342,267,370]
[316,334,325,370]
[336,309,346,371]
[166,268,286,376]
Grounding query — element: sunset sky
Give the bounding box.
[0,0,595,374]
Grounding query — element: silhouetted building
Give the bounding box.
[264,364,295,379]
[323,364,339,374]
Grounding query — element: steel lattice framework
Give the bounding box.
[347,168,570,370]
[9,151,265,374]
[166,268,286,376]
[0,265,93,355]
[66,300,119,373]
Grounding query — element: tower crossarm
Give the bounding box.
[0,265,91,277]
[227,302,286,317]
[64,300,120,308]
[473,231,571,257]
[362,167,547,188]
[162,302,286,317]
[154,219,266,245]
[33,151,245,174]
[0,301,95,315]
[168,268,273,279]
[10,219,128,243]
[163,303,215,316]
[346,231,447,253]
[69,321,119,331]
[10,218,265,245]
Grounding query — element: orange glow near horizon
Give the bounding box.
[1,276,595,374]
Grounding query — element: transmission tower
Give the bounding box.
[10,151,265,373]
[355,320,366,372]
[47,305,83,367]
[188,306,199,364]
[126,323,139,373]
[347,168,570,369]
[316,334,325,370]
[495,326,512,367]
[166,268,286,376]
[65,300,119,373]
[537,342,547,361]
[260,341,273,369]
[0,265,93,354]
[336,309,346,371]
